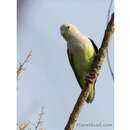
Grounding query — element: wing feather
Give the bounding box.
[89,38,98,54]
[67,49,82,88]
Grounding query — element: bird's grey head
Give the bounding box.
[60,23,81,41]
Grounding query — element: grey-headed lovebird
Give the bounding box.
[60,24,98,103]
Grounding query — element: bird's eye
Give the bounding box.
[66,26,70,30]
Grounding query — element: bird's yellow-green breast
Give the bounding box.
[73,45,96,103]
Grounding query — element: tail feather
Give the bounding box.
[86,84,95,103]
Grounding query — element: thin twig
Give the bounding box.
[18,122,30,130]
[65,13,114,130]
[18,107,45,130]
[106,0,113,24]
[107,50,114,79]
[35,107,44,130]
[17,51,32,79]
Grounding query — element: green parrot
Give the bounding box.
[60,24,98,103]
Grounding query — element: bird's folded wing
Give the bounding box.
[89,38,98,54]
[67,49,83,88]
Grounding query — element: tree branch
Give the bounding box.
[65,13,114,130]
[106,0,114,80]
[18,107,45,130]
[17,51,32,79]
[107,51,114,79]
[18,122,30,130]
[35,107,44,130]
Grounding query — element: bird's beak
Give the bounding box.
[60,25,66,36]
[60,28,65,36]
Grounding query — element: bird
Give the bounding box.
[60,23,98,103]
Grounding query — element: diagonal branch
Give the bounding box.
[65,13,114,130]
[18,122,30,130]
[106,0,113,24]
[35,107,44,130]
[107,51,114,79]
[106,0,114,80]
[17,50,32,79]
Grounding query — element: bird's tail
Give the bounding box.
[86,83,95,103]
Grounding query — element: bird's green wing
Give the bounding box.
[89,38,98,54]
[67,49,83,88]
